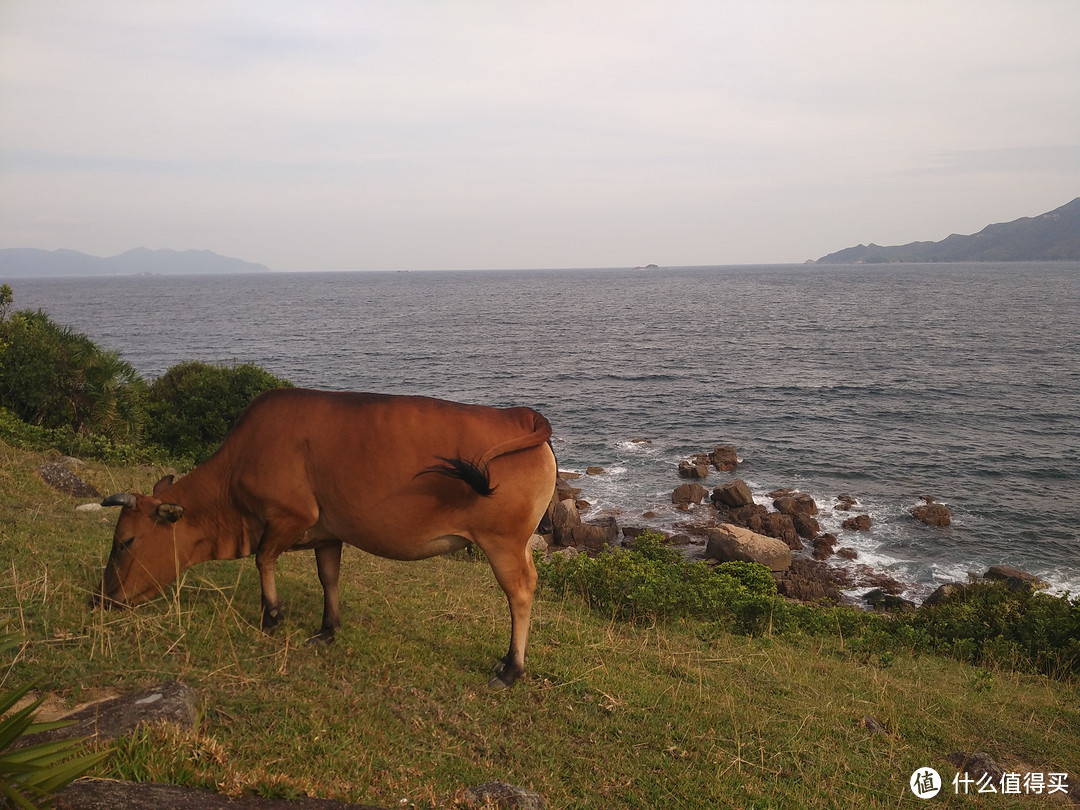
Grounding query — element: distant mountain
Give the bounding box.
[0,247,271,277]
[815,197,1080,264]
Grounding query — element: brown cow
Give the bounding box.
[97,388,556,688]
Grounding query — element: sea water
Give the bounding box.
[8,262,1079,600]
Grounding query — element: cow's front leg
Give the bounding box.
[308,541,343,645]
[256,550,285,632]
[254,509,319,634]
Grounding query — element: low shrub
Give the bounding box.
[0,308,144,443]
[538,533,1080,678]
[143,361,292,463]
[907,583,1080,677]
[537,532,777,625]
[0,407,156,466]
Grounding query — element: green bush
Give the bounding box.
[714,560,779,596]
[623,531,686,565]
[538,533,1080,678]
[538,532,777,624]
[0,284,12,321]
[0,308,144,443]
[0,408,158,466]
[143,361,292,463]
[907,583,1080,676]
[0,291,291,465]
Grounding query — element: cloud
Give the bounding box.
[2,1,1079,269]
[909,146,1080,177]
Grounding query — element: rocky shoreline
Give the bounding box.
[39,451,1044,613]
[535,444,1046,612]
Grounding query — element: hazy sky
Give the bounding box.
[2,1,1079,271]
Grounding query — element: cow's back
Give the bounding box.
[223,389,555,557]
[227,388,545,471]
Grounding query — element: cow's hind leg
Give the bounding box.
[308,541,343,645]
[484,539,538,689]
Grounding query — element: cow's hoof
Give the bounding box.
[488,660,520,690]
[487,674,513,690]
[306,630,336,646]
[261,607,285,633]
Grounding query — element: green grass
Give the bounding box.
[1,439,1078,808]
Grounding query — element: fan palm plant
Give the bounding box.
[0,632,110,809]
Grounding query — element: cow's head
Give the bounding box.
[95,475,191,608]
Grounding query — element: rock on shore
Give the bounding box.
[910,497,952,526]
[551,450,1044,612]
[704,524,791,572]
[711,479,754,509]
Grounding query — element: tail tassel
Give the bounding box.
[417,456,496,496]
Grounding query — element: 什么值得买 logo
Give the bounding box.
[910,766,1071,797]
[910,768,941,799]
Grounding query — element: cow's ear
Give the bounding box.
[155,503,184,524]
[152,475,175,495]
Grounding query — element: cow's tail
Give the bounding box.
[419,456,497,496]
[476,411,553,469]
[417,410,553,498]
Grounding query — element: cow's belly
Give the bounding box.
[341,531,472,561]
[305,511,475,561]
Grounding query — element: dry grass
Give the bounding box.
[2,438,1078,808]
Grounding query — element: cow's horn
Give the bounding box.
[101,493,137,509]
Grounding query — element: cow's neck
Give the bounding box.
[167,453,253,560]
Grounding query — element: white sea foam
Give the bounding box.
[614,439,663,455]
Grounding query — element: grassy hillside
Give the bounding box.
[1,440,1077,808]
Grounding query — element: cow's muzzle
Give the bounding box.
[90,574,131,609]
[90,589,125,610]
